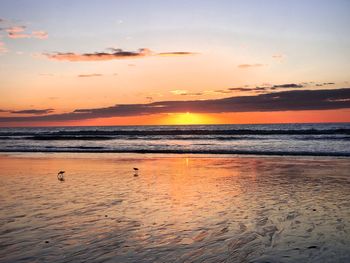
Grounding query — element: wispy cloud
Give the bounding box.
[272,53,286,62]
[0,41,7,53]
[228,86,273,93]
[32,31,48,39]
[214,89,233,94]
[43,48,197,62]
[272,83,303,89]
[170,90,203,96]
[78,73,103,78]
[316,82,335,87]
[6,25,25,33]
[227,83,304,93]
[237,84,303,93]
[238,64,265,69]
[6,26,30,38]
[1,89,349,123]
[170,90,189,95]
[226,82,335,94]
[157,52,198,57]
[5,25,48,39]
[44,48,150,61]
[10,109,54,115]
[182,92,203,96]
[229,87,259,92]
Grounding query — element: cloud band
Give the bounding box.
[0,88,349,123]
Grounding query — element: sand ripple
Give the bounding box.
[0,154,350,262]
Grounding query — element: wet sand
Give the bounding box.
[0,153,350,262]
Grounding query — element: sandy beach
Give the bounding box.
[0,153,350,262]
[2,0,350,261]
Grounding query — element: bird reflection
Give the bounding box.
[133,167,139,177]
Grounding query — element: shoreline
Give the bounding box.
[1,152,349,165]
[0,149,349,157]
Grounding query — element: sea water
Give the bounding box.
[0,123,349,156]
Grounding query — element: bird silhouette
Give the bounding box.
[133,167,139,177]
[57,171,65,181]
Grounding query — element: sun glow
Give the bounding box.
[163,112,213,125]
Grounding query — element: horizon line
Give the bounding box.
[1,120,349,129]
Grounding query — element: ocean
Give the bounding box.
[0,123,349,156]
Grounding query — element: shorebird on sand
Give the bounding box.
[57,171,65,181]
[133,168,139,177]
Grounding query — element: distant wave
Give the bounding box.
[0,148,349,157]
[0,128,350,139]
[1,124,349,156]
[27,135,115,140]
[0,135,349,141]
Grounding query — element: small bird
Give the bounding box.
[57,171,65,181]
[133,167,139,177]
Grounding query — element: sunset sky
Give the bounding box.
[0,0,350,126]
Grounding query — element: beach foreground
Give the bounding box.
[0,154,349,262]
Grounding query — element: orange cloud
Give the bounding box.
[10,109,54,115]
[157,52,198,57]
[43,48,197,62]
[170,89,203,96]
[6,25,48,39]
[3,109,350,127]
[6,26,30,38]
[7,33,31,39]
[32,31,48,39]
[44,48,151,61]
[6,25,26,33]
[1,88,349,124]
[170,89,189,95]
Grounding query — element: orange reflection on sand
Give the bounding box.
[2,154,350,261]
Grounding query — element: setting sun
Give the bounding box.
[163,112,213,125]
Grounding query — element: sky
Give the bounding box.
[0,0,349,126]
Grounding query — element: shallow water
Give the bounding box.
[0,154,350,262]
